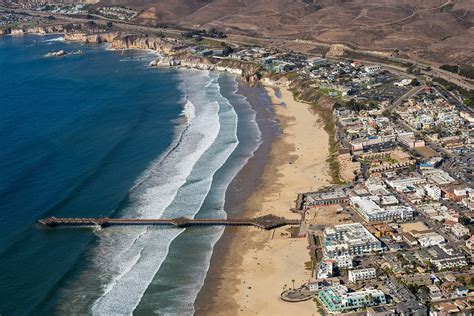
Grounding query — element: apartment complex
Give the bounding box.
[318,285,386,313]
[323,223,384,258]
[348,268,377,283]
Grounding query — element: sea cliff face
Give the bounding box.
[151,55,262,83]
[63,32,185,55]
[64,32,117,44]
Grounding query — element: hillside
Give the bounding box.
[4,0,474,65]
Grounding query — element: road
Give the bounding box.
[386,84,426,112]
[2,4,474,91]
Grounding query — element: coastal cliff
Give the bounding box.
[64,32,185,55]
[151,55,262,84]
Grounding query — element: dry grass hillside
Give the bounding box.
[7,0,474,64]
[105,0,473,65]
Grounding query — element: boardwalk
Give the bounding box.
[39,214,300,230]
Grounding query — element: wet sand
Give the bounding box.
[195,83,331,315]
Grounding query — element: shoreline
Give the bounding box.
[196,83,331,315]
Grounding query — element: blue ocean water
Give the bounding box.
[0,35,262,315]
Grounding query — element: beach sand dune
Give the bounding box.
[199,86,331,315]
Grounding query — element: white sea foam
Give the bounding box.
[44,36,64,42]
[89,70,241,315]
[181,100,195,123]
[55,69,265,315]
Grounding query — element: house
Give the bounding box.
[367,305,395,316]
[451,223,469,237]
[429,245,467,270]
[402,273,432,286]
[402,233,418,246]
[466,235,474,254]
[396,301,427,316]
[428,284,442,300]
[455,286,469,297]
[444,209,460,223]
[441,184,471,202]
[434,302,459,314]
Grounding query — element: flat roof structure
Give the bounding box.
[323,223,383,257]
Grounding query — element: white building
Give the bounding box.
[428,284,442,300]
[323,223,384,258]
[416,232,445,247]
[385,176,426,192]
[422,169,456,186]
[451,223,469,237]
[318,259,334,279]
[350,196,413,222]
[430,245,467,270]
[365,65,381,74]
[348,268,376,283]
[425,184,441,201]
[334,255,354,269]
[318,285,386,313]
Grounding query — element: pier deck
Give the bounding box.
[39,214,300,230]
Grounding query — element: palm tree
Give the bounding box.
[292,279,296,289]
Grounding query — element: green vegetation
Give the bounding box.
[440,64,474,80]
[459,215,471,225]
[433,77,474,108]
[286,79,344,184]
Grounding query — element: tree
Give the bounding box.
[459,215,470,225]
[411,78,420,86]
[222,45,234,56]
[106,21,113,28]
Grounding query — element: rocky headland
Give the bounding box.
[150,55,262,84]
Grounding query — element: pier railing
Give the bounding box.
[39,214,300,230]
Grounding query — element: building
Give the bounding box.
[350,196,413,222]
[318,259,334,279]
[422,169,455,186]
[441,184,471,202]
[451,223,469,237]
[333,255,353,268]
[307,278,339,292]
[396,301,427,316]
[348,268,376,283]
[304,190,348,208]
[323,223,384,258]
[455,286,469,297]
[367,305,395,316]
[425,184,441,201]
[414,232,445,247]
[428,284,442,300]
[402,273,432,286]
[385,176,426,192]
[466,235,474,254]
[429,245,467,270]
[397,133,425,148]
[365,65,382,74]
[318,285,386,313]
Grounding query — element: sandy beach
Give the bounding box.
[197,84,331,315]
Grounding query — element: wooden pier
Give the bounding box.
[38,214,300,230]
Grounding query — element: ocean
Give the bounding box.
[0,34,267,315]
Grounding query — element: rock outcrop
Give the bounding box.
[151,55,262,84]
[63,32,185,55]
